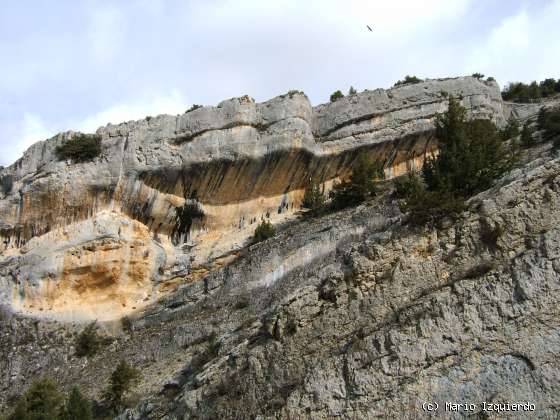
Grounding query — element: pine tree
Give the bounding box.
[8,378,63,420]
[330,154,381,210]
[501,115,519,141]
[520,122,535,148]
[59,387,92,420]
[330,90,344,102]
[104,361,140,412]
[423,97,513,197]
[302,181,326,216]
[348,86,357,95]
[397,97,515,226]
[253,220,276,243]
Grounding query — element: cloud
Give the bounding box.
[0,91,189,166]
[467,0,560,84]
[2,114,53,166]
[73,90,188,132]
[1,0,558,167]
[87,4,126,65]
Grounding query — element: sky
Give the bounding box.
[0,0,559,166]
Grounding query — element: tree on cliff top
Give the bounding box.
[394,75,423,86]
[55,134,101,163]
[330,90,344,102]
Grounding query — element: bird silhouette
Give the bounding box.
[367,25,373,32]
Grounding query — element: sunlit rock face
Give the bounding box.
[0,211,167,321]
[0,76,506,321]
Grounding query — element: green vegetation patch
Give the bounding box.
[395,97,516,226]
[254,220,276,243]
[330,90,344,102]
[394,75,423,86]
[502,78,560,103]
[55,134,102,163]
[103,360,140,413]
[5,379,92,420]
[329,154,382,210]
[74,321,111,358]
[1,174,13,196]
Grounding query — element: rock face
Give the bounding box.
[1,145,559,418]
[1,76,559,418]
[0,77,505,321]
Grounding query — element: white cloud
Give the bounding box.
[1,91,189,166]
[87,4,126,65]
[73,90,189,132]
[467,0,560,85]
[2,114,54,166]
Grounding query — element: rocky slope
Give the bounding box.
[0,76,504,321]
[1,140,559,418]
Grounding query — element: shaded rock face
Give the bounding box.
[0,77,505,320]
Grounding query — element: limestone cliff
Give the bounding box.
[1,77,559,419]
[1,138,559,419]
[0,77,504,321]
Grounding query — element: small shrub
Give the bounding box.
[330,154,381,210]
[487,76,496,82]
[205,332,221,359]
[1,174,13,196]
[103,361,140,412]
[254,220,276,243]
[302,181,326,216]
[234,294,250,310]
[471,73,485,79]
[348,86,357,95]
[480,221,504,249]
[538,108,547,130]
[398,183,465,226]
[55,134,102,163]
[394,172,422,199]
[285,318,298,335]
[186,104,203,113]
[190,332,221,371]
[75,321,109,358]
[121,316,133,333]
[463,261,495,279]
[554,137,560,153]
[330,90,344,102]
[394,75,423,86]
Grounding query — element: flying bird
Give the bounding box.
[367,25,373,32]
